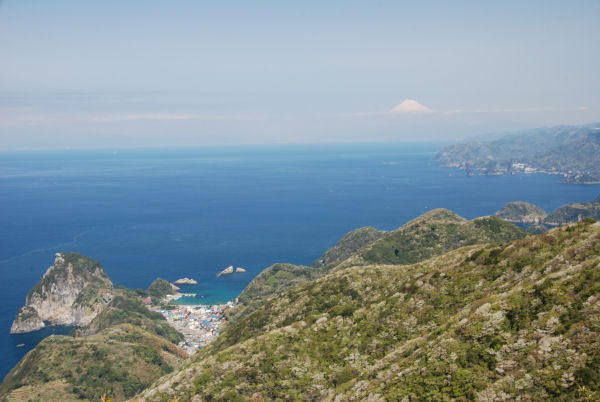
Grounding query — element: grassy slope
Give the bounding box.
[1,324,186,401]
[495,201,548,222]
[545,198,600,225]
[311,226,386,268]
[76,291,183,344]
[354,209,528,266]
[236,227,386,319]
[135,219,600,401]
[236,210,526,321]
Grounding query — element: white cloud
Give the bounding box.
[390,99,432,114]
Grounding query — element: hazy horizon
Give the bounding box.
[1,1,599,149]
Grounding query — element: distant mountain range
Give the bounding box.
[435,123,600,184]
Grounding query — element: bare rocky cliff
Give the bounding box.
[10,252,113,334]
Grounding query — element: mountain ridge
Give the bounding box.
[236,209,526,320]
[134,219,600,400]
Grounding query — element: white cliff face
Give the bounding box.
[10,306,45,334]
[10,252,113,334]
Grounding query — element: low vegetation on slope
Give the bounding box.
[235,263,324,319]
[1,324,186,401]
[495,201,548,223]
[237,210,527,320]
[355,209,528,266]
[76,291,183,344]
[312,226,386,268]
[545,196,600,225]
[134,219,600,401]
[146,278,178,302]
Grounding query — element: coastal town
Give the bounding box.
[145,272,246,355]
[148,298,236,354]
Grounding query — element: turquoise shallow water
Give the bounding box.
[1,143,598,381]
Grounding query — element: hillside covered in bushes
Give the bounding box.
[136,219,600,400]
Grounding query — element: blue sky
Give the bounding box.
[0,0,599,149]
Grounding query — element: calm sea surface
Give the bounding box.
[1,143,598,380]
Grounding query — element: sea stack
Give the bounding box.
[216,266,234,277]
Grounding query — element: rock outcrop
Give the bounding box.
[10,306,44,333]
[216,266,234,277]
[10,252,113,334]
[173,277,198,285]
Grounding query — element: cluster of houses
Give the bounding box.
[150,301,236,354]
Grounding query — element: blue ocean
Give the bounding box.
[1,143,598,381]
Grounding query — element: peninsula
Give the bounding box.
[494,196,600,228]
[435,123,600,184]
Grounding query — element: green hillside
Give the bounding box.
[312,226,386,268]
[75,291,183,344]
[236,226,385,318]
[357,209,528,266]
[236,210,526,320]
[545,197,600,225]
[495,201,548,223]
[1,324,186,401]
[134,219,600,401]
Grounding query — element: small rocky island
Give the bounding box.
[216,266,246,277]
[216,266,233,277]
[173,277,198,285]
[11,252,113,334]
